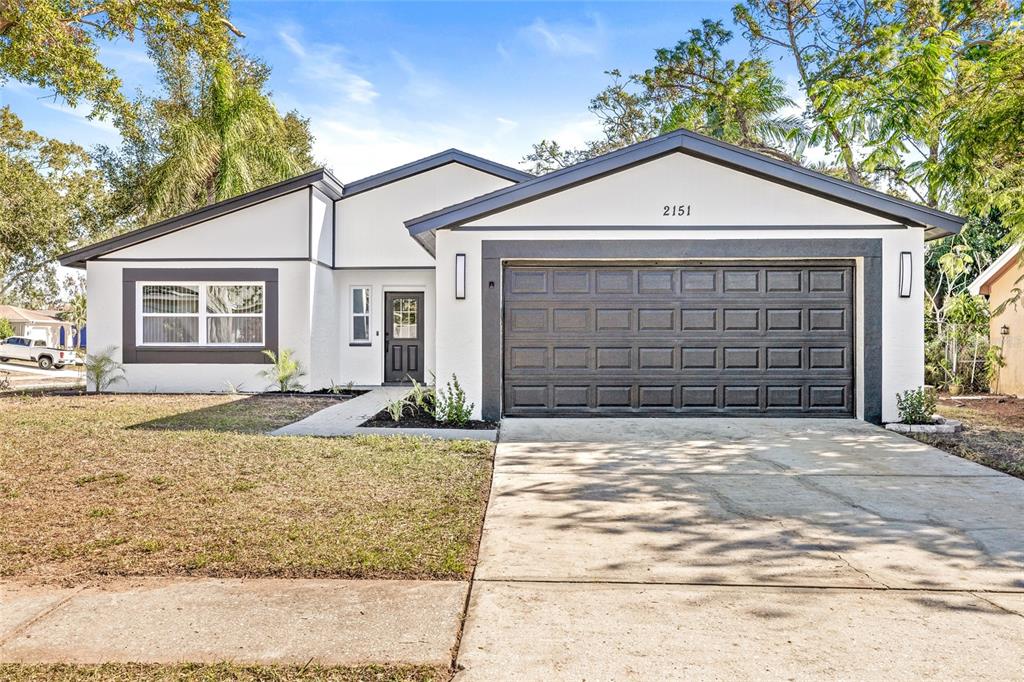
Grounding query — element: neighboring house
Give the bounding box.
[0,305,74,348]
[60,130,964,423]
[969,244,1022,395]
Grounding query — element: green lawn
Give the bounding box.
[0,663,446,682]
[0,393,493,582]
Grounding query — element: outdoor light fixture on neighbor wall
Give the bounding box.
[455,253,466,300]
[899,251,912,298]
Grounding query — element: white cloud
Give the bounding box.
[390,50,444,101]
[39,100,119,136]
[547,115,602,149]
[279,28,378,105]
[496,117,519,133]
[299,104,531,181]
[521,15,606,57]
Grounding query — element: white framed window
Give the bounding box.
[137,282,264,346]
[350,286,371,344]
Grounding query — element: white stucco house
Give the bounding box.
[60,129,963,423]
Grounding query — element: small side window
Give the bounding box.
[350,286,371,344]
[34,340,46,347]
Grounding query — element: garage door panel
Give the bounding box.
[503,263,854,417]
[506,343,851,375]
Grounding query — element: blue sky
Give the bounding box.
[1,1,793,181]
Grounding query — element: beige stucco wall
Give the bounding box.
[987,260,1024,395]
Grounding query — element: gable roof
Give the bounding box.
[59,168,345,269]
[59,150,532,269]
[404,128,965,250]
[342,149,532,197]
[969,244,1021,296]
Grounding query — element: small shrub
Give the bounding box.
[0,318,14,339]
[223,380,244,394]
[260,349,306,392]
[986,346,1006,390]
[85,345,126,393]
[896,387,937,425]
[435,374,474,426]
[385,397,411,422]
[407,376,436,416]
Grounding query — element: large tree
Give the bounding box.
[0,0,242,126]
[643,19,803,162]
[731,0,881,183]
[0,106,108,305]
[145,58,310,218]
[734,0,1020,206]
[940,25,1024,237]
[523,20,803,173]
[95,43,316,225]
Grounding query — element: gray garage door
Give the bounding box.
[502,262,854,417]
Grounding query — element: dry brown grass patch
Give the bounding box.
[0,394,493,583]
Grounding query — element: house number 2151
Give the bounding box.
[663,204,692,216]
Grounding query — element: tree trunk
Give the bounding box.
[785,8,862,184]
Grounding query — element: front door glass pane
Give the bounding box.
[392,298,417,339]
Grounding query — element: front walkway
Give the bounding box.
[271,385,497,440]
[1,577,465,667]
[454,418,1024,680]
[271,385,409,436]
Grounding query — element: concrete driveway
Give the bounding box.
[455,418,1024,680]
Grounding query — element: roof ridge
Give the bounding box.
[59,168,343,268]
[342,148,532,197]
[404,127,964,240]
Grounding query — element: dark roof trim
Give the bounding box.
[341,149,532,197]
[404,128,965,239]
[59,168,345,269]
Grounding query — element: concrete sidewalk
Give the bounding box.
[1,577,466,667]
[271,386,409,436]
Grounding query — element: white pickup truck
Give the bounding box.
[0,336,83,369]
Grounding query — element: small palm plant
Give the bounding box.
[85,346,126,393]
[146,59,306,219]
[406,376,436,417]
[260,349,306,392]
[385,397,411,422]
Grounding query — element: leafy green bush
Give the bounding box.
[896,387,937,425]
[0,318,14,339]
[260,349,306,392]
[925,291,993,393]
[85,345,126,393]
[435,374,474,426]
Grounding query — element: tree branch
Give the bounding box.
[220,17,244,38]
